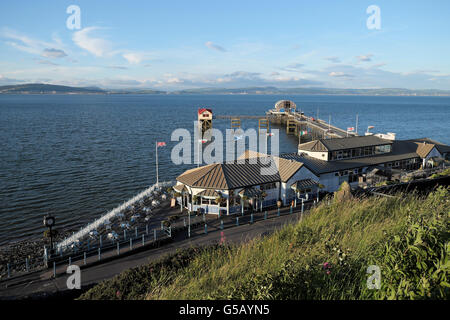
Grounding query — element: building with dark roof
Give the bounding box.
[174,135,449,214]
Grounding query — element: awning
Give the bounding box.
[290,179,319,190]
[173,184,187,193]
[197,189,220,198]
[239,187,263,198]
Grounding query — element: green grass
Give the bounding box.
[79,187,449,300]
[430,167,450,179]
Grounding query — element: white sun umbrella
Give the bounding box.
[107,231,119,240]
[89,230,99,238]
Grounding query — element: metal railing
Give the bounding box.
[55,181,175,251]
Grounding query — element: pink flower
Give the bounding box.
[323,262,330,269]
[326,270,331,275]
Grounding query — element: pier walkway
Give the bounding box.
[214,110,357,140]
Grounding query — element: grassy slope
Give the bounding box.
[79,187,449,300]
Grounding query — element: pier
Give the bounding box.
[210,100,357,142]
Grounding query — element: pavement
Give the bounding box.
[0,203,314,300]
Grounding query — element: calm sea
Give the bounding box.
[1,94,449,245]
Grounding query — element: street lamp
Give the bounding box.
[43,214,56,253]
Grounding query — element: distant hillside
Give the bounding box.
[0,83,107,94]
[0,83,168,95]
[2,83,450,96]
[107,89,167,95]
[172,86,450,96]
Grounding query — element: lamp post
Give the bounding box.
[43,214,56,254]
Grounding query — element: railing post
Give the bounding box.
[204,224,207,234]
[43,247,48,266]
[130,238,133,250]
[117,242,120,255]
[84,252,87,265]
[236,217,239,226]
[264,211,267,220]
[98,247,101,261]
[220,220,224,230]
[250,213,254,224]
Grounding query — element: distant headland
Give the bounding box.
[1,83,450,96]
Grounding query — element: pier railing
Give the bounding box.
[55,180,175,251]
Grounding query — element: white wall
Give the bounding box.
[282,166,319,205]
[424,147,442,167]
[298,150,329,161]
[317,172,340,193]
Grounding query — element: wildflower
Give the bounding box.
[327,270,331,275]
[323,262,330,269]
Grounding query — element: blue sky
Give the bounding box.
[0,0,449,90]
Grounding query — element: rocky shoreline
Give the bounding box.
[0,230,72,279]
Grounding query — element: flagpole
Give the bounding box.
[197,140,200,168]
[355,114,359,136]
[156,141,159,186]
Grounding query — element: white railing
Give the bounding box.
[55,180,175,250]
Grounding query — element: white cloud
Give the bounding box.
[122,52,151,64]
[72,27,111,57]
[329,71,354,78]
[205,41,227,52]
[41,48,67,58]
[324,56,341,63]
[356,54,374,62]
[1,28,67,58]
[37,59,59,66]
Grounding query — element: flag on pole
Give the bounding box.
[157,141,166,147]
[267,132,274,137]
[300,130,307,135]
[347,127,355,132]
[199,139,207,144]
[367,126,374,129]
